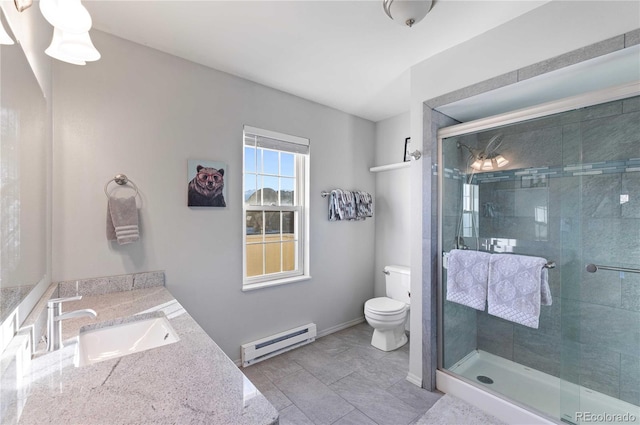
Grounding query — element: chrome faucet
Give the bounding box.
[47,296,97,352]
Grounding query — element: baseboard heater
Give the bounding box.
[241,323,316,367]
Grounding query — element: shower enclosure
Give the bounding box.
[438,90,640,424]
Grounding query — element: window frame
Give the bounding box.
[242,126,310,291]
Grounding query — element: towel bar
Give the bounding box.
[586,263,640,274]
[104,174,139,198]
[442,251,556,270]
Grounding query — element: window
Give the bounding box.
[242,126,310,290]
[461,183,478,238]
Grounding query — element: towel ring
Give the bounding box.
[104,174,139,198]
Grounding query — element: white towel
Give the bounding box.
[487,254,552,329]
[446,249,491,310]
[106,196,139,245]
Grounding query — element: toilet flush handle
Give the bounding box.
[383,270,390,275]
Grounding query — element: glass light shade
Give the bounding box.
[40,0,58,25]
[45,28,86,65]
[470,159,483,170]
[45,48,86,65]
[494,154,509,168]
[0,17,14,45]
[58,30,100,61]
[40,0,92,34]
[383,0,433,27]
[481,158,494,170]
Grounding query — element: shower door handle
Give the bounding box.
[585,263,640,274]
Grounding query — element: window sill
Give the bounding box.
[242,275,312,292]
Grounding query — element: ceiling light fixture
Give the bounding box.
[383,0,433,28]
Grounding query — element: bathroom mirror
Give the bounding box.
[0,41,48,323]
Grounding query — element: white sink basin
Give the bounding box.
[75,315,179,367]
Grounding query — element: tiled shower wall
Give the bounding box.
[443,96,640,405]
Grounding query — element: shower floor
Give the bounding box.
[449,350,640,425]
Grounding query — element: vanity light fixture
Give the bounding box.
[458,134,509,172]
[40,0,100,65]
[478,154,509,171]
[383,0,433,27]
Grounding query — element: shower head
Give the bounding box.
[484,134,504,156]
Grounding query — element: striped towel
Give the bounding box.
[106,196,140,245]
[328,190,373,221]
[354,191,373,219]
[329,189,344,221]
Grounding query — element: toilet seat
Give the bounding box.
[365,297,407,315]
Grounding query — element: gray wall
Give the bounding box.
[51,31,376,360]
[373,112,410,297]
[374,112,426,384]
[443,96,640,405]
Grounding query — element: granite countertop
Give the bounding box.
[14,287,278,425]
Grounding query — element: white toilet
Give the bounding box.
[364,265,410,351]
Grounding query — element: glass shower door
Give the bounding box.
[558,98,640,424]
[439,95,640,424]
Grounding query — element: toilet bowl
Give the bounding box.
[364,265,411,351]
[364,297,409,351]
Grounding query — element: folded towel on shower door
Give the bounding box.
[445,249,492,310]
[487,254,552,329]
[106,196,139,245]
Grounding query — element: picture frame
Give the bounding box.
[187,159,227,207]
[404,137,412,162]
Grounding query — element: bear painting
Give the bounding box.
[188,162,227,207]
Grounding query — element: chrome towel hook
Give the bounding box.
[104,174,139,198]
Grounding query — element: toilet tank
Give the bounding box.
[384,265,410,304]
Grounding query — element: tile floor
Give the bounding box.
[242,322,443,425]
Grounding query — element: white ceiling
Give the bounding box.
[84,0,550,122]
